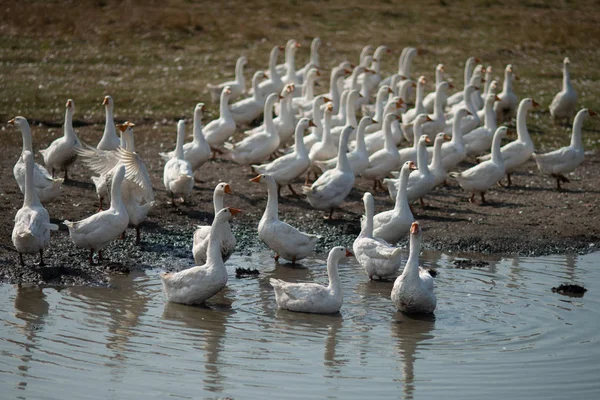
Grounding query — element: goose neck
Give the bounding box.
[484,99,497,130]
[122,129,135,152]
[394,168,411,212]
[175,123,185,159]
[206,218,226,266]
[19,123,33,153]
[563,62,572,90]
[516,103,531,143]
[336,131,351,172]
[403,234,422,279]
[193,112,207,145]
[213,190,224,214]
[326,255,342,294]
[355,122,367,152]
[110,171,126,211]
[23,156,39,207]
[219,92,231,118]
[503,71,513,93]
[263,179,280,221]
[294,125,308,157]
[433,85,445,117]
[430,138,443,169]
[64,108,75,139]
[417,141,430,172]
[491,131,505,165]
[570,111,586,149]
[360,198,374,238]
[235,59,246,87]
[264,99,276,132]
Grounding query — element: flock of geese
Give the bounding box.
[8,38,594,315]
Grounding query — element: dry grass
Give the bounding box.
[1,0,599,149]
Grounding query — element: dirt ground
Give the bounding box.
[0,120,598,286]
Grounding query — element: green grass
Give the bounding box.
[1,0,599,150]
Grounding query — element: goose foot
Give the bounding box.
[274,254,280,262]
[19,253,24,267]
[97,198,104,212]
[89,249,94,265]
[419,198,426,207]
[120,230,126,240]
[135,226,141,245]
[324,208,334,220]
[38,250,45,267]
[288,184,299,196]
[480,192,486,204]
[469,193,476,203]
[506,173,512,187]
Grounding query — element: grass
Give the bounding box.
[1,0,599,150]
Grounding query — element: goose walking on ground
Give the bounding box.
[464,93,500,156]
[161,208,240,305]
[270,246,351,314]
[354,192,403,280]
[494,64,519,122]
[362,113,401,191]
[40,99,81,180]
[207,56,247,104]
[12,151,58,267]
[8,117,63,204]
[163,120,194,204]
[193,183,236,264]
[64,165,129,264]
[533,108,596,190]
[204,87,236,155]
[549,57,577,124]
[251,174,319,264]
[391,222,436,314]
[229,70,268,126]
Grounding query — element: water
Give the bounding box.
[1,250,599,399]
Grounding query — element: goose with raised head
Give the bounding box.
[446,56,480,107]
[40,99,81,180]
[477,79,497,121]
[270,246,350,314]
[494,64,519,122]
[431,108,470,170]
[65,165,129,264]
[301,94,329,151]
[252,174,320,263]
[291,67,321,113]
[363,45,391,95]
[159,103,211,173]
[423,64,445,113]
[331,90,349,127]
[204,86,236,153]
[316,116,373,175]
[161,208,240,305]
[227,93,281,165]
[428,132,451,187]
[362,98,405,154]
[450,126,509,203]
[252,118,314,196]
[326,65,352,115]
[354,192,403,280]
[207,56,247,104]
[12,151,58,267]
[371,161,416,243]
[8,117,63,204]
[362,113,401,191]
[398,114,431,166]
[444,84,480,135]
[464,93,500,156]
[307,103,337,180]
[403,82,448,141]
[391,222,436,314]
[402,76,427,125]
[477,98,538,186]
[282,39,302,86]
[256,45,285,98]
[164,120,194,204]
[246,84,296,144]
[361,84,392,121]
[533,109,596,190]
[550,57,577,123]
[230,70,268,125]
[331,89,361,142]
[97,95,120,150]
[448,64,484,115]
[480,66,494,103]
[193,183,236,264]
[78,121,155,242]
[303,126,355,219]
[296,37,321,83]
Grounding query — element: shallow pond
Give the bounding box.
[1,250,599,399]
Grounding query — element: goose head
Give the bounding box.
[7,116,29,130]
[358,116,373,132]
[102,95,113,109]
[296,117,315,135]
[249,173,276,186]
[221,85,232,99]
[195,102,206,117]
[214,207,241,224]
[400,161,418,178]
[215,182,233,196]
[66,98,75,113]
[328,246,353,265]
[455,108,471,121]
[410,221,422,239]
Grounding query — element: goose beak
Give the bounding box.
[278,94,284,100]
[409,161,418,171]
[506,129,515,137]
[359,93,364,98]
[249,175,261,183]
[396,98,404,107]
[7,118,15,125]
[371,119,378,124]
[589,110,597,117]
[295,42,301,48]
[400,75,408,80]
[102,96,109,105]
[308,120,317,127]
[349,63,356,69]
[387,87,393,94]
[345,249,354,257]
[425,136,432,143]
[532,99,540,108]
[411,82,417,88]
[480,79,486,83]
[316,70,321,76]
[224,184,233,194]
[474,57,481,63]
[226,88,232,94]
[444,134,451,141]
[474,86,480,91]
[410,222,420,234]
[343,68,352,75]
[495,95,501,102]
[426,116,433,122]
[387,48,392,54]
[117,124,127,133]
[66,99,73,108]
[278,45,285,51]
[323,97,331,102]
[448,82,455,89]
[466,110,473,115]
[228,207,242,216]
[372,58,378,62]
[417,48,426,55]
[201,104,207,112]
[126,121,135,127]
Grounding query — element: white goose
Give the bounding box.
[97,95,120,151]
[450,126,509,203]
[251,174,319,264]
[362,113,401,190]
[204,87,236,152]
[315,116,372,176]
[391,222,436,314]
[372,161,416,243]
[228,93,281,165]
[307,103,337,180]
[362,97,405,154]
[477,98,538,186]
[229,70,267,126]
[403,82,448,141]
[163,120,194,204]
[159,103,211,173]
[281,40,302,86]
[192,183,236,264]
[12,151,58,267]
[246,84,296,145]
[533,108,596,190]
[428,132,451,187]
[398,114,430,166]
[8,117,63,204]
[270,246,350,314]
[494,64,519,122]
[207,56,247,104]
[301,94,329,152]
[423,64,445,113]
[161,207,240,305]
[40,99,81,180]
[476,79,497,122]
[433,108,470,171]
[549,57,577,123]
[362,45,391,96]
[361,84,392,122]
[330,89,361,142]
[402,76,427,125]
[77,122,155,243]
[65,165,129,264]
[444,84,479,135]
[354,192,403,280]
[296,37,321,83]
[303,126,355,219]
[326,65,352,115]
[256,45,285,98]
[331,90,349,127]
[464,93,500,156]
[446,56,479,107]
[291,68,321,113]
[252,118,314,196]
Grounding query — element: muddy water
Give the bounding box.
[0,250,599,399]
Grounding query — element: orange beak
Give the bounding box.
[278,94,284,100]
[387,87,393,94]
[425,136,431,143]
[316,70,321,77]
[345,249,353,257]
[323,97,331,102]
[444,134,451,141]
[278,45,284,51]
[448,82,455,89]
[408,161,418,171]
[532,99,539,108]
[249,175,261,183]
[410,222,420,234]
[343,68,352,75]
[228,207,242,216]
[226,88,232,94]
[102,96,109,105]
[589,110,597,117]
[201,104,207,112]
[514,76,520,81]
[466,110,473,116]
[474,57,481,63]
[117,124,127,133]
[426,116,433,122]
[412,82,417,88]
[125,121,135,127]
[308,120,317,127]
[67,99,73,108]
[295,42,301,48]
[7,118,15,125]
[371,119,378,124]
[495,95,501,102]
[224,184,233,194]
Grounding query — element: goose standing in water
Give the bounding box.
[391,222,436,314]
[12,151,58,267]
[163,120,194,204]
[270,246,351,314]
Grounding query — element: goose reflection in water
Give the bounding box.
[162,291,234,394]
[390,312,435,400]
[12,284,52,392]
